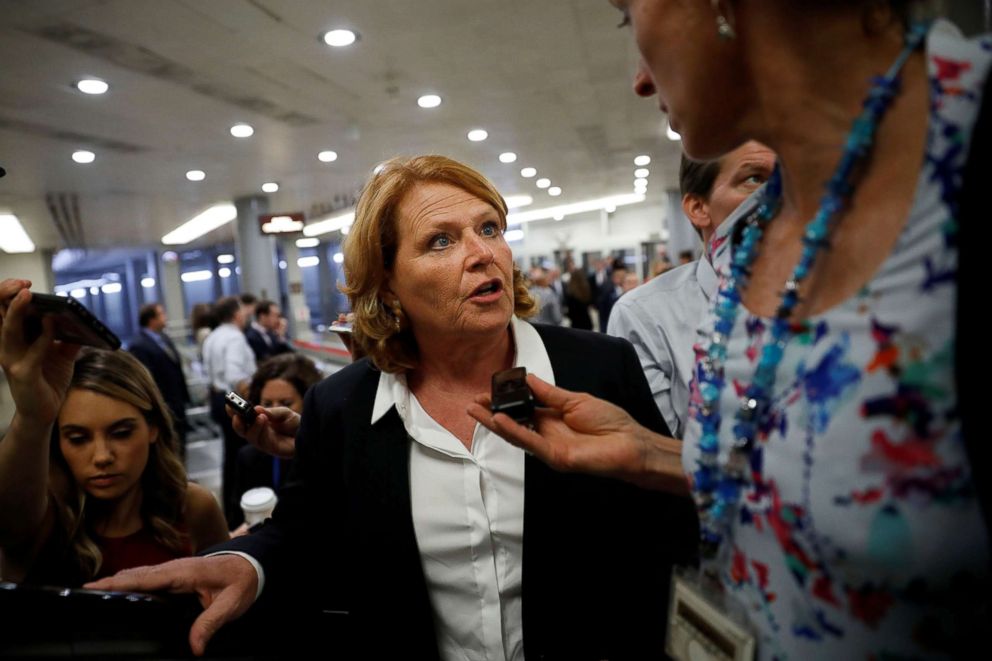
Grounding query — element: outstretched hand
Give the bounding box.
[468,373,688,494]
[229,405,299,459]
[85,555,258,657]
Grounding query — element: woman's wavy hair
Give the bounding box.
[340,155,537,373]
[248,353,323,407]
[49,348,187,581]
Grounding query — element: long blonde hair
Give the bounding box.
[340,155,537,373]
[49,349,188,580]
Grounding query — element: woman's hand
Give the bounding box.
[85,555,259,657]
[229,406,299,459]
[0,280,82,426]
[468,373,688,493]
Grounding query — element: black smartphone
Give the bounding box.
[22,293,121,350]
[490,367,535,426]
[225,391,257,425]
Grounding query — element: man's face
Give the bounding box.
[260,306,281,331]
[149,306,167,332]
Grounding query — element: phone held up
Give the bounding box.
[490,367,535,427]
[225,391,257,426]
[21,292,121,350]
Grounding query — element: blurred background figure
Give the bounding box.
[128,302,191,451]
[527,266,563,325]
[245,299,293,363]
[620,272,640,294]
[596,258,627,332]
[563,256,593,330]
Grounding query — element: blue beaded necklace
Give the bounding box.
[692,22,930,561]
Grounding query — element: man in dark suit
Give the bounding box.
[597,259,628,332]
[244,300,292,363]
[127,303,190,449]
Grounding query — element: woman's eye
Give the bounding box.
[430,234,451,249]
[112,428,135,439]
[481,222,500,237]
[66,435,88,445]
[744,174,766,186]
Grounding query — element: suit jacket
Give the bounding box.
[225,323,698,660]
[128,330,189,431]
[245,325,292,363]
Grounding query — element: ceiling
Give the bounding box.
[0,0,683,253]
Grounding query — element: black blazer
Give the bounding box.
[245,325,292,363]
[127,331,189,430]
[224,324,698,660]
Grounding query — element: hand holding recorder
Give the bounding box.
[224,391,300,460]
[0,279,84,427]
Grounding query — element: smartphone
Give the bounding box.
[328,320,353,334]
[490,367,535,426]
[225,391,257,425]
[22,293,122,350]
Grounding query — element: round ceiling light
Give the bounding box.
[322,29,357,47]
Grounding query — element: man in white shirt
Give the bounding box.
[608,141,776,438]
[203,295,257,526]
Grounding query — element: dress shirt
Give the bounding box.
[202,322,256,392]
[371,316,554,661]
[141,327,179,363]
[250,321,273,347]
[607,214,739,438]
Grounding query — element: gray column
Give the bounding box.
[278,237,311,341]
[664,189,702,259]
[234,195,279,300]
[160,255,185,325]
[0,251,54,291]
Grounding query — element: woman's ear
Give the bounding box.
[148,425,159,445]
[682,193,713,235]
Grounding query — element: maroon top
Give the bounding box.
[94,527,191,580]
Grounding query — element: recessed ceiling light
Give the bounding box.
[218,267,232,278]
[634,168,650,178]
[417,94,442,108]
[467,129,488,142]
[606,204,617,213]
[230,123,254,138]
[72,150,95,164]
[634,155,651,166]
[553,213,564,221]
[318,150,338,162]
[536,178,551,189]
[186,169,206,182]
[89,286,100,295]
[548,186,562,196]
[666,124,682,141]
[162,204,236,244]
[75,78,108,95]
[298,256,321,268]
[322,29,357,47]
[262,182,279,193]
[499,152,517,163]
[217,254,235,264]
[140,277,156,288]
[296,237,320,248]
[333,252,344,264]
[635,177,648,186]
[520,167,537,178]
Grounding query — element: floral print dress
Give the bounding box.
[682,20,992,660]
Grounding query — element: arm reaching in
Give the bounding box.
[85,554,258,657]
[229,406,299,459]
[467,373,689,495]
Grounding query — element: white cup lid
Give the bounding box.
[240,486,277,512]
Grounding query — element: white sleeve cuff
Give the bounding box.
[207,550,265,601]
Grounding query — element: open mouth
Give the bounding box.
[471,279,503,297]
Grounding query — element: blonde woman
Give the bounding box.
[0,280,228,584]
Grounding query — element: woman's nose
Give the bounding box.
[93,438,114,467]
[465,234,495,266]
[633,58,657,98]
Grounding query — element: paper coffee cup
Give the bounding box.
[240,487,278,526]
